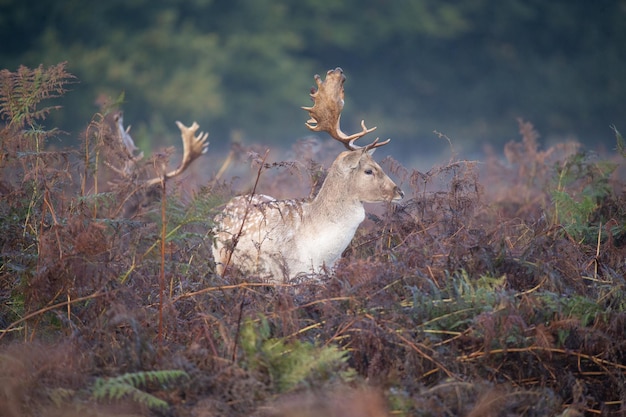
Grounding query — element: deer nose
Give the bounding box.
[395,187,404,200]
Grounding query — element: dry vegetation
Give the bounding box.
[2,64,626,417]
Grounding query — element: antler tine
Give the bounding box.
[302,67,387,151]
[168,121,209,178]
[114,111,141,157]
[145,121,208,186]
[363,136,392,152]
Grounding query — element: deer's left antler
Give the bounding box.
[302,67,390,151]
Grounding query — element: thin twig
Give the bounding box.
[158,176,167,346]
[222,149,270,278]
[0,291,107,340]
[231,297,246,363]
[458,346,626,372]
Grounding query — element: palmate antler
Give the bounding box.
[144,121,209,186]
[112,114,209,187]
[302,67,391,151]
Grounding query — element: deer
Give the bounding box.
[212,67,404,283]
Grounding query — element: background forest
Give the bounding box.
[2,0,625,160]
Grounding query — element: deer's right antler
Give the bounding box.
[302,67,390,151]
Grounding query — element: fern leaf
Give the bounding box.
[91,370,188,410]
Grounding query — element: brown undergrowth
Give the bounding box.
[2,64,626,416]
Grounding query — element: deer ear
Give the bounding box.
[353,148,375,168]
[336,150,363,171]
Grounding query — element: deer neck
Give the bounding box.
[308,170,365,227]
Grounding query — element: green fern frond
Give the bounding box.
[91,369,188,410]
[538,292,604,327]
[550,151,616,242]
[268,339,354,392]
[93,381,168,410]
[240,317,355,393]
[406,270,510,338]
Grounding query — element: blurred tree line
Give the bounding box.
[1,0,624,157]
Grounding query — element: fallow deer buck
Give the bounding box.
[212,68,404,282]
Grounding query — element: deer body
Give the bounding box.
[212,67,403,282]
[212,149,403,282]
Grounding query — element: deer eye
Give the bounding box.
[364,168,374,175]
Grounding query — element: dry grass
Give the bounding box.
[1,64,626,416]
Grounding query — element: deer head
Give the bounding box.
[303,67,403,206]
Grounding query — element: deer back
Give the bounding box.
[212,194,309,280]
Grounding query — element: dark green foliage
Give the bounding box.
[240,315,356,393]
[551,152,615,243]
[1,1,625,151]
